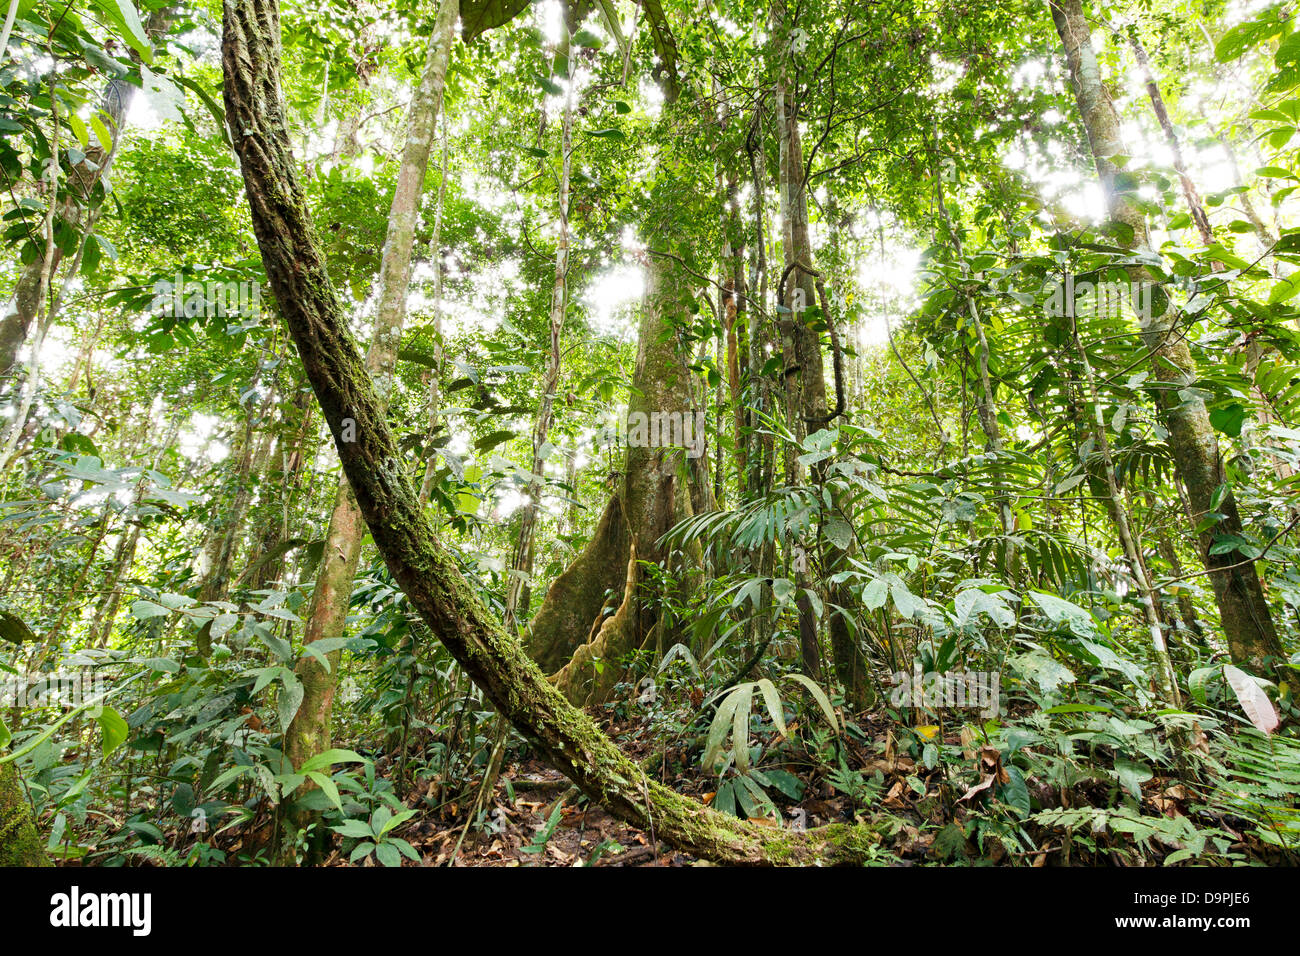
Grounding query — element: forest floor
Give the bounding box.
[318,710,963,867]
[166,700,1293,868]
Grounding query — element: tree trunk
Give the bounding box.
[774,38,870,707]
[0,11,169,378]
[222,0,884,863]
[1050,0,1290,680]
[285,0,459,784]
[95,412,184,648]
[194,393,276,655]
[550,254,709,705]
[1127,29,1214,247]
[418,116,452,505]
[505,19,574,633]
[523,41,712,697]
[0,760,48,866]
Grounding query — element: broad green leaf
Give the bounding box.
[96,707,129,757]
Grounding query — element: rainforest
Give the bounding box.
[0,0,1298,876]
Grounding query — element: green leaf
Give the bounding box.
[461,0,532,44]
[823,517,852,551]
[784,673,840,732]
[862,577,889,611]
[763,768,804,800]
[754,678,787,737]
[1015,649,1077,694]
[475,429,516,452]
[205,764,252,794]
[1000,765,1031,816]
[1027,590,1095,635]
[299,637,353,671]
[1114,758,1153,798]
[731,682,754,772]
[534,74,563,96]
[332,819,376,839]
[1188,666,1217,705]
[0,610,37,645]
[891,579,923,619]
[703,686,744,770]
[89,113,115,153]
[305,771,343,811]
[298,748,369,774]
[277,674,304,733]
[97,706,129,757]
[130,600,170,620]
[94,0,153,63]
[1208,403,1247,437]
[378,808,417,836]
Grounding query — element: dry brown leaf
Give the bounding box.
[960,725,977,761]
[1224,664,1279,734]
[959,773,997,803]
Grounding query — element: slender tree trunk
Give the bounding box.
[930,150,1016,537]
[773,27,869,706]
[1051,0,1289,680]
[1127,30,1214,246]
[194,394,275,655]
[505,21,574,633]
[418,116,452,506]
[246,389,313,589]
[96,412,185,648]
[745,103,777,664]
[1071,314,1180,703]
[0,11,169,378]
[284,0,459,789]
[775,73,821,682]
[1145,490,1205,641]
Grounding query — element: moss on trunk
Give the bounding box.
[525,493,631,672]
[0,760,49,867]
